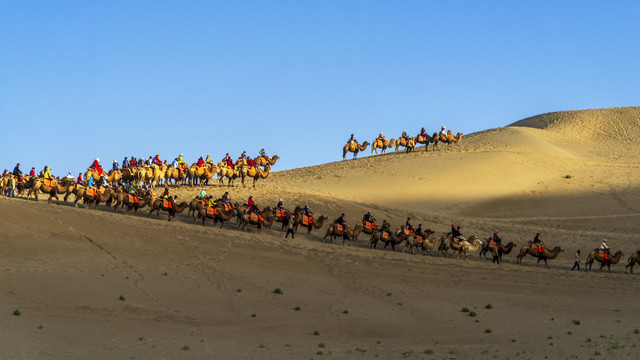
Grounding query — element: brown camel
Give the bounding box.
[148,199,189,221]
[323,223,363,245]
[254,155,280,167]
[80,187,114,210]
[585,249,623,272]
[274,206,300,229]
[369,229,399,250]
[165,164,189,186]
[342,141,370,160]
[516,243,564,268]
[216,162,239,187]
[29,178,74,205]
[113,189,154,215]
[404,230,437,255]
[415,133,439,151]
[371,138,396,155]
[121,167,138,185]
[195,202,237,227]
[292,213,327,235]
[237,208,272,232]
[479,240,517,261]
[625,251,640,274]
[394,137,415,153]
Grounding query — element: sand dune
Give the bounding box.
[2,107,640,359]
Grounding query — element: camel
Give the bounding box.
[415,133,439,151]
[356,220,382,241]
[625,251,640,274]
[371,138,396,155]
[255,155,279,167]
[238,164,271,188]
[121,167,138,185]
[440,131,463,149]
[516,243,564,268]
[404,230,437,255]
[323,223,363,245]
[342,141,370,161]
[394,137,415,153]
[438,234,478,257]
[194,202,237,227]
[479,240,517,261]
[369,228,412,251]
[216,162,239,187]
[456,238,483,260]
[148,199,189,221]
[104,169,122,187]
[585,249,623,273]
[165,164,190,186]
[237,208,273,232]
[193,163,216,186]
[84,167,106,184]
[79,186,114,210]
[274,206,300,229]
[28,177,74,205]
[112,189,154,215]
[292,213,327,235]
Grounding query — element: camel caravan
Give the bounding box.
[344,126,464,159]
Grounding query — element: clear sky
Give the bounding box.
[1,1,639,175]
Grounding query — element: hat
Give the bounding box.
[451,224,455,227]
[603,239,607,242]
[441,126,445,129]
[341,213,345,216]
[494,230,499,234]
[96,158,100,161]
[279,199,282,201]
[32,167,35,169]
[180,153,183,156]
[407,217,411,220]
[368,211,371,214]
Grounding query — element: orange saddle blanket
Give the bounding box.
[163,199,172,209]
[334,223,344,232]
[275,209,285,218]
[127,194,138,203]
[302,214,313,226]
[364,221,375,230]
[403,229,413,235]
[86,188,97,196]
[597,250,609,259]
[43,179,56,187]
[415,235,424,244]
[382,231,390,240]
[250,213,263,222]
[206,206,217,216]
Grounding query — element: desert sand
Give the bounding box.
[2,107,640,359]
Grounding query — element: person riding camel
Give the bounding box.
[112,160,119,171]
[440,126,447,141]
[600,239,610,260]
[347,134,356,146]
[302,204,313,225]
[238,151,248,166]
[100,176,109,189]
[333,213,346,239]
[276,199,284,210]
[246,156,256,169]
[222,153,233,169]
[154,154,162,166]
[177,154,184,165]
[532,232,544,252]
[247,195,255,213]
[87,175,95,188]
[492,230,502,248]
[76,173,83,185]
[199,187,206,199]
[129,157,137,167]
[451,224,463,242]
[380,220,391,235]
[415,224,424,237]
[123,157,128,169]
[197,156,205,168]
[42,166,53,180]
[259,148,266,158]
[376,132,386,143]
[207,195,216,208]
[401,131,409,143]
[222,191,230,206]
[66,172,74,180]
[205,155,211,164]
[420,127,427,137]
[13,163,22,177]
[363,211,374,224]
[29,167,36,177]
[405,217,413,234]
[91,158,104,176]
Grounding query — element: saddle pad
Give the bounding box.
[598,250,607,258]
[127,194,135,203]
[365,221,374,230]
[403,229,411,235]
[382,231,389,240]
[206,207,216,216]
[489,240,497,248]
[251,213,259,222]
[275,209,285,218]
[163,199,172,209]
[415,235,424,244]
[302,214,313,226]
[44,179,55,187]
[224,203,232,211]
[334,223,344,232]
[87,188,97,196]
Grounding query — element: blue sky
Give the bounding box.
[1,1,639,175]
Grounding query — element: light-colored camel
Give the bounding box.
[394,137,415,153]
[28,178,74,205]
[239,164,271,188]
[479,240,517,261]
[625,251,640,274]
[165,164,190,186]
[323,223,363,245]
[585,249,623,272]
[148,199,189,221]
[415,132,439,151]
[254,155,279,167]
[216,162,239,187]
[516,243,564,268]
[342,141,370,161]
[371,138,396,155]
[106,169,122,187]
[404,230,437,255]
[456,238,483,260]
[440,131,463,149]
[438,234,477,257]
[369,229,398,250]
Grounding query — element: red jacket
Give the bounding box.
[226,158,233,168]
[154,156,161,165]
[247,158,255,167]
[29,169,36,176]
[93,160,100,168]
[197,158,204,167]
[247,197,254,210]
[77,175,83,183]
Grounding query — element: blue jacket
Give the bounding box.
[87,177,94,187]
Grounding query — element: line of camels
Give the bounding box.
[3,175,637,274]
[343,130,463,160]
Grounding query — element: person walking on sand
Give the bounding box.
[571,250,581,271]
[285,215,295,239]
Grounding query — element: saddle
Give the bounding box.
[530,243,544,253]
[250,212,263,222]
[489,240,497,249]
[163,199,173,209]
[364,221,375,230]
[223,203,232,211]
[86,187,97,196]
[206,206,217,216]
[382,230,390,240]
[415,235,424,244]
[403,228,413,236]
[334,223,344,232]
[597,250,609,259]
[127,194,139,204]
[302,214,313,226]
[43,179,56,187]
[275,209,285,218]
[198,200,206,207]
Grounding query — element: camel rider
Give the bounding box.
[29,167,36,177]
[66,172,74,180]
[77,173,83,185]
[492,230,502,247]
[381,220,391,234]
[87,175,95,188]
[101,176,109,189]
[348,134,356,146]
[246,156,256,169]
[154,154,162,166]
[363,211,374,224]
[401,131,409,143]
[129,157,137,167]
[440,126,447,140]
[13,163,22,177]
[259,148,266,158]
[600,239,610,259]
[276,199,284,211]
[420,127,426,137]
[377,132,385,143]
[172,158,179,169]
[415,224,424,238]
[127,184,136,195]
[303,204,312,217]
[177,154,184,165]
[205,155,211,164]
[112,160,119,171]
[335,213,346,226]
[123,157,128,169]
[247,195,255,212]
[533,232,542,244]
[222,191,230,205]
[207,196,216,208]
[451,224,463,241]
[405,217,413,234]
[197,156,205,168]
[199,187,206,199]
[42,166,53,180]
